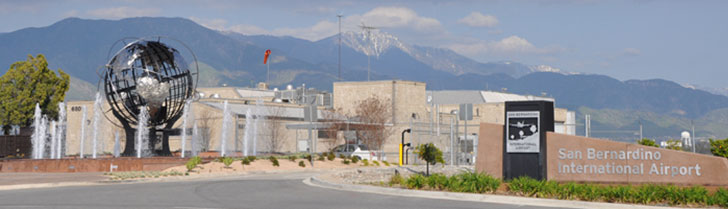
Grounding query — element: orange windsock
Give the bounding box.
[263,49,271,64]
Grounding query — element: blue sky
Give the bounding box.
[1,0,726,88]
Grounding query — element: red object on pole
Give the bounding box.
[263,49,271,64]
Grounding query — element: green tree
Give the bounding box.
[0,54,69,134]
[709,138,728,158]
[414,143,445,176]
[636,138,658,147]
[664,139,683,151]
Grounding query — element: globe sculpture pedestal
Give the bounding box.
[102,39,196,157]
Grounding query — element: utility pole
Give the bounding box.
[337,14,343,81]
[360,23,377,81]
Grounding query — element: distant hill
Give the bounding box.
[2,17,728,139]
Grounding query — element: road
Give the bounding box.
[0,172,560,209]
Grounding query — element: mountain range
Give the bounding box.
[1,17,727,140]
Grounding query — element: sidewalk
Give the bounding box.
[0,172,108,190]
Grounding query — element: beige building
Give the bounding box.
[63,80,573,164]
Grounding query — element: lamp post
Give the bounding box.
[400,128,411,166]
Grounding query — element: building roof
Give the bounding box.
[426,90,554,105]
[201,101,324,120]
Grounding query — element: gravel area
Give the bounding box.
[322,165,474,185]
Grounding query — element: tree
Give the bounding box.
[664,139,683,151]
[197,109,217,151]
[636,138,658,147]
[321,107,347,151]
[414,143,445,176]
[354,96,392,151]
[709,138,728,158]
[0,54,69,134]
[264,106,286,153]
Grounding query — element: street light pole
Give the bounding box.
[400,129,411,166]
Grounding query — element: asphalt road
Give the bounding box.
[0,172,561,209]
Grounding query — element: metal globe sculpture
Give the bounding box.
[102,38,197,156]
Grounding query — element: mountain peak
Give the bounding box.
[339,30,410,57]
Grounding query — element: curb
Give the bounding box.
[304,175,679,209]
[0,181,103,191]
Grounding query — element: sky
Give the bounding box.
[1,0,726,88]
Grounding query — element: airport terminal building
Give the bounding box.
[64,80,575,164]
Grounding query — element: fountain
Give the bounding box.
[50,121,57,159]
[91,92,103,158]
[136,106,149,158]
[79,106,87,158]
[113,131,120,157]
[243,108,253,156]
[192,123,199,156]
[254,99,265,155]
[56,102,65,159]
[220,100,230,157]
[180,100,191,158]
[31,103,42,159]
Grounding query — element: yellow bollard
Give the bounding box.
[399,143,403,166]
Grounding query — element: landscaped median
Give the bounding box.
[385,171,728,207]
[314,166,728,208]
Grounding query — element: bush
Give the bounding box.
[425,173,449,190]
[710,138,728,158]
[637,138,659,147]
[710,188,728,207]
[269,156,280,167]
[289,155,297,162]
[450,172,501,193]
[304,154,312,162]
[663,139,683,151]
[327,152,336,161]
[362,159,369,166]
[298,161,306,167]
[405,174,426,189]
[317,154,325,161]
[247,156,257,162]
[389,173,404,186]
[191,156,202,165]
[342,159,350,164]
[339,154,346,159]
[222,157,234,168]
[242,158,251,166]
[373,161,380,166]
[383,161,390,166]
[185,158,197,172]
[351,156,360,163]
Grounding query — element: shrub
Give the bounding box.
[383,161,390,166]
[362,159,369,166]
[508,176,542,196]
[710,138,728,158]
[191,156,202,165]
[389,173,404,186]
[327,152,336,161]
[351,156,360,163]
[425,173,449,190]
[664,139,683,151]
[241,158,251,166]
[710,188,728,207]
[373,161,380,166]
[405,174,426,189]
[289,155,297,162]
[342,159,350,164]
[246,156,257,162]
[451,172,501,193]
[317,154,325,161]
[298,161,306,167]
[222,157,234,168]
[304,154,312,162]
[637,138,659,147]
[339,154,346,159]
[269,156,280,167]
[185,159,197,172]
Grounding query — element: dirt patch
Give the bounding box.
[164,158,388,176]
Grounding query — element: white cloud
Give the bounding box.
[622,47,641,56]
[87,7,160,19]
[63,10,80,18]
[190,6,445,41]
[448,35,562,56]
[458,12,498,27]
